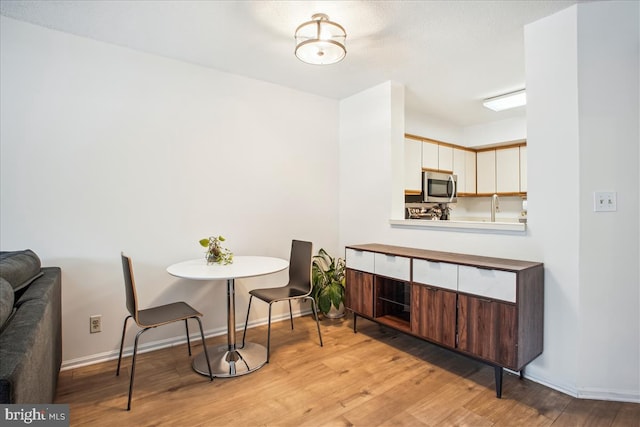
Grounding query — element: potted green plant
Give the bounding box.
[199,235,233,265]
[311,248,346,319]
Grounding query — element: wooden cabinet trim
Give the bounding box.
[422,167,454,174]
[405,133,525,154]
[345,244,542,272]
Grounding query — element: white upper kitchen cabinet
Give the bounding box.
[496,146,520,193]
[520,146,527,192]
[453,148,466,193]
[438,145,453,172]
[404,138,422,192]
[421,140,439,170]
[476,149,496,194]
[464,150,477,194]
[453,147,476,195]
[422,140,453,172]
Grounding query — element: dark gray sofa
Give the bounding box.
[0,249,62,403]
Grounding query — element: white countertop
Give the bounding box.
[389,218,526,232]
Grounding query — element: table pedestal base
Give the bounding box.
[192,342,267,378]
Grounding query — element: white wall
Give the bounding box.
[575,2,639,400]
[525,5,582,397]
[406,109,526,148]
[0,17,340,367]
[405,110,462,143]
[338,81,405,242]
[526,1,639,401]
[340,1,639,402]
[463,117,527,147]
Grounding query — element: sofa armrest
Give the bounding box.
[0,267,61,403]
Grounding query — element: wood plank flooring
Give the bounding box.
[55,315,639,426]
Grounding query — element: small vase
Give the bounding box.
[323,302,345,319]
[206,252,216,265]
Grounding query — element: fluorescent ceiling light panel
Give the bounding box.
[483,89,526,111]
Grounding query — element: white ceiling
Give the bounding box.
[0,0,582,127]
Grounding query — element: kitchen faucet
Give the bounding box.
[491,194,500,222]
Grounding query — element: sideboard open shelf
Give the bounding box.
[345,243,544,398]
[376,277,411,329]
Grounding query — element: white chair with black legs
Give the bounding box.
[116,252,213,410]
[240,240,323,363]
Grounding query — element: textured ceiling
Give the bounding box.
[0,0,581,127]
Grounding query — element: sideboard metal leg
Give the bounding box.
[353,312,358,333]
[494,366,503,398]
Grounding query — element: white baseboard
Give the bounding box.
[508,371,640,403]
[576,387,640,403]
[61,310,303,371]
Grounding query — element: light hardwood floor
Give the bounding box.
[56,315,639,426]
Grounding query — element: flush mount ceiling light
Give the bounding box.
[483,89,527,111]
[295,13,346,65]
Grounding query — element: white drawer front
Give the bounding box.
[374,253,410,281]
[345,249,375,273]
[458,265,516,303]
[413,259,458,291]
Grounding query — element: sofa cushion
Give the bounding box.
[0,278,15,331]
[0,250,43,292]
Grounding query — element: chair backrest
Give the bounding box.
[288,240,313,293]
[121,252,139,322]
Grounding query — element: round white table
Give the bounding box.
[166,256,288,377]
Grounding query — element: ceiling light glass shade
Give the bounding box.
[295,13,346,65]
[483,89,527,111]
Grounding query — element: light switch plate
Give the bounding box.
[593,191,617,212]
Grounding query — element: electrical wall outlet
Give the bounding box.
[90,315,102,333]
[593,191,617,212]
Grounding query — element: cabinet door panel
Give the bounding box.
[422,141,439,170]
[496,147,520,193]
[476,150,496,194]
[346,268,374,317]
[457,294,517,369]
[520,146,527,192]
[411,285,456,348]
[404,139,422,192]
[453,148,466,194]
[465,150,477,194]
[439,145,453,172]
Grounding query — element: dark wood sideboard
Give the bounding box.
[344,243,544,398]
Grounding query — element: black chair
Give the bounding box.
[116,253,213,410]
[241,240,323,362]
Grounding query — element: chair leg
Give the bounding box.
[309,297,323,347]
[127,327,149,411]
[241,295,253,349]
[184,319,192,356]
[266,303,273,363]
[288,300,294,330]
[116,315,132,376]
[194,316,213,381]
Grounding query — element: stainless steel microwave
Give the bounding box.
[423,171,457,203]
